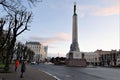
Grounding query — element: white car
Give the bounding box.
[31,61,37,65]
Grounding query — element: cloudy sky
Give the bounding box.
[17,0,120,57]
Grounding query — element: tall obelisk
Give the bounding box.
[70,2,80,52]
[66,2,86,67]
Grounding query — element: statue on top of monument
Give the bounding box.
[74,2,76,14]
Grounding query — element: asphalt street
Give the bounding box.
[30,63,120,80]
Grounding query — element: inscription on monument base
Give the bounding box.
[72,51,81,59]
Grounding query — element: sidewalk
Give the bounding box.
[0,64,57,80]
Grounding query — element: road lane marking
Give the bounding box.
[65,74,71,78]
[38,69,61,80]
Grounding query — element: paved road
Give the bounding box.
[31,63,120,80]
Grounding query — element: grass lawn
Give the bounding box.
[0,64,5,69]
[0,64,12,73]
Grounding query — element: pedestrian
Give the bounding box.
[15,59,19,72]
[20,60,26,78]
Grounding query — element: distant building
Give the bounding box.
[44,46,48,59]
[84,52,97,65]
[26,41,47,62]
[39,44,47,61]
[94,49,111,66]
[84,49,119,66]
[95,49,119,66]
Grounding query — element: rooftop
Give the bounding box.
[26,41,40,45]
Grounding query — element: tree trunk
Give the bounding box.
[4,36,16,71]
[4,49,10,71]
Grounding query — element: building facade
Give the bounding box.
[96,50,119,66]
[84,52,98,65]
[84,49,120,67]
[26,41,47,62]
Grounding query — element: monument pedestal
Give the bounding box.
[66,59,86,67]
[66,52,87,67]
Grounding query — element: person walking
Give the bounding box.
[15,59,19,72]
[20,60,26,78]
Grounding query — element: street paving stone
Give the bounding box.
[0,64,57,80]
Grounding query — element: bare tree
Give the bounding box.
[0,18,6,51]
[14,42,35,62]
[0,0,40,71]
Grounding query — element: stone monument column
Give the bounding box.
[66,2,86,67]
[70,2,80,52]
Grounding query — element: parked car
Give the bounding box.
[31,61,37,65]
